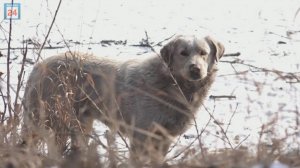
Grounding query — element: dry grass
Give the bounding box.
[0,2,300,167]
[0,44,299,168]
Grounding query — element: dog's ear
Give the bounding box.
[160,41,173,66]
[160,37,178,67]
[205,36,225,62]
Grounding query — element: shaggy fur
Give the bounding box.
[22,35,224,165]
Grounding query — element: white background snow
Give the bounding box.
[0,0,300,162]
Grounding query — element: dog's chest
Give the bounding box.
[188,92,204,110]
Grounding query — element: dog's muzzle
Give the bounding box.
[189,64,201,80]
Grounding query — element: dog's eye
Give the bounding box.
[180,50,189,57]
[200,51,208,55]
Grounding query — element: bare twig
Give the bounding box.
[143,31,189,103]
[0,46,65,50]
[193,101,217,159]
[294,7,300,22]
[154,34,176,47]
[193,118,202,154]
[268,31,291,40]
[0,88,7,123]
[167,104,215,161]
[202,104,234,149]
[37,0,62,61]
[234,134,250,149]
[6,0,15,118]
[89,132,107,149]
[221,59,300,82]
[54,24,73,54]
[13,38,28,110]
[209,95,236,100]
[130,33,175,49]
[223,52,241,57]
[225,103,239,134]
[117,132,130,151]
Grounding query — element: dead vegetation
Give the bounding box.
[0,37,299,168]
[1,1,300,168]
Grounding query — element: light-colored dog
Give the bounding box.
[22,35,224,165]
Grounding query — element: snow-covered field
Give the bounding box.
[1,0,300,158]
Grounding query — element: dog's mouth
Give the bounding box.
[188,71,202,81]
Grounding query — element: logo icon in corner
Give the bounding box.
[4,3,21,20]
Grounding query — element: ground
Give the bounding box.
[0,0,299,167]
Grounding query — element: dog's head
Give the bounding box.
[160,35,224,81]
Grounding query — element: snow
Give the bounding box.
[0,0,299,156]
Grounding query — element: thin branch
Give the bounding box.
[130,33,175,48]
[167,105,215,161]
[0,88,7,123]
[6,0,15,118]
[202,104,234,149]
[193,118,202,153]
[13,38,28,111]
[154,34,176,47]
[0,46,65,50]
[221,59,300,82]
[294,7,300,22]
[89,132,108,149]
[54,24,73,54]
[37,0,62,61]
[209,95,236,100]
[223,52,241,57]
[143,31,189,104]
[225,103,239,134]
[234,134,250,149]
[117,132,130,150]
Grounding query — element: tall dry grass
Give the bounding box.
[0,1,300,168]
[0,41,300,168]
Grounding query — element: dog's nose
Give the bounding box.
[189,64,201,79]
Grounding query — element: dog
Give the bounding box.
[22,35,224,165]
